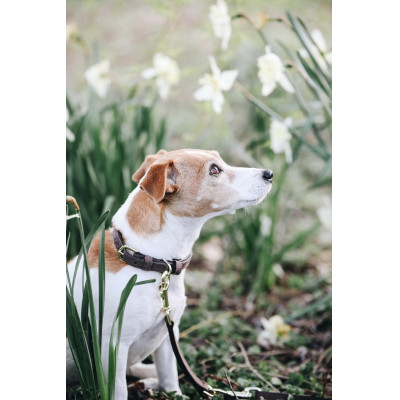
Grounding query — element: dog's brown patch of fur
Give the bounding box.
[127,190,165,235]
[88,230,126,272]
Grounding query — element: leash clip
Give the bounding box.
[117,244,139,261]
[159,260,173,325]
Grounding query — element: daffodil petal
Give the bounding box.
[212,90,224,114]
[221,25,231,50]
[157,78,170,100]
[219,69,238,91]
[208,56,221,78]
[261,82,276,96]
[84,60,111,99]
[193,84,214,102]
[278,73,295,93]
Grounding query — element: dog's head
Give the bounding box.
[132,149,273,218]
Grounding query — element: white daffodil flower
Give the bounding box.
[142,53,180,100]
[270,118,293,164]
[66,109,75,142]
[257,46,294,97]
[209,0,232,50]
[193,56,238,114]
[257,315,291,347]
[84,60,111,99]
[299,29,332,72]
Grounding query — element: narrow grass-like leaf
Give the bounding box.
[296,50,331,99]
[66,289,97,398]
[107,274,137,399]
[71,210,110,292]
[74,208,107,398]
[81,281,90,335]
[98,222,106,350]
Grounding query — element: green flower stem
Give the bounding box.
[234,81,330,161]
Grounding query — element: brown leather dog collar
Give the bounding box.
[112,229,192,275]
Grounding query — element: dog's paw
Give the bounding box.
[139,377,159,390]
[127,362,157,379]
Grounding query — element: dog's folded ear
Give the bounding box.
[132,150,168,184]
[139,160,182,203]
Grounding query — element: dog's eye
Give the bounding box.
[209,164,221,176]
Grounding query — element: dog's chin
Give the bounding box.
[236,193,269,210]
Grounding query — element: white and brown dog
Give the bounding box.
[67,149,273,399]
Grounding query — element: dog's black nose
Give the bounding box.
[262,169,273,182]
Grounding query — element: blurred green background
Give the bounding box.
[67,0,332,398]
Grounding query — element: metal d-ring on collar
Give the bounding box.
[117,244,139,260]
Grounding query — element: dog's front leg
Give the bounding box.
[153,331,181,395]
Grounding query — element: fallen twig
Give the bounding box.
[225,371,240,400]
[236,341,279,393]
[314,346,332,374]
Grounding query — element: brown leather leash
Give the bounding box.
[114,235,329,399]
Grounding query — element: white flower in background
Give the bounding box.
[84,60,112,99]
[317,196,332,230]
[209,0,232,50]
[260,214,272,236]
[66,109,75,142]
[142,53,180,100]
[257,46,294,97]
[270,118,293,164]
[299,29,332,72]
[257,315,291,347]
[193,56,238,114]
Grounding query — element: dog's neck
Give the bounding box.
[112,187,208,261]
